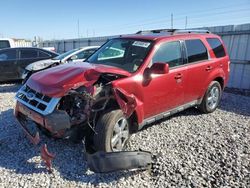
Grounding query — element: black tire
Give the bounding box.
[198,81,222,113]
[93,109,130,152]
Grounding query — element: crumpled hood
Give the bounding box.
[26,62,131,97]
[26,59,60,71]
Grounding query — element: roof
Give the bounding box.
[120,33,220,41]
[0,47,43,50]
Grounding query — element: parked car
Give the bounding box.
[22,46,99,82]
[15,30,230,153]
[0,47,58,82]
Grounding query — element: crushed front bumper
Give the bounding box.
[14,101,154,174]
[14,101,71,144]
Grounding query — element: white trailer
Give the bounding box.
[0,38,32,49]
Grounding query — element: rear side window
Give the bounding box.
[39,50,51,58]
[206,38,226,58]
[0,49,17,60]
[185,39,208,63]
[20,49,38,59]
[0,41,10,49]
[152,41,183,68]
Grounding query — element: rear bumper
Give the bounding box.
[14,101,71,143]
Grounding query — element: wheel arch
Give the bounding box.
[213,76,224,89]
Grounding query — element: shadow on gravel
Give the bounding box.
[0,108,136,184]
[219,92,250,116]
[0,83,21,93]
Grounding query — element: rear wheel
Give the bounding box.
[198,81,222,113]
[93,109,130,152]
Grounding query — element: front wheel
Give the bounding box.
[93,109,130,152]
[198,81,222,113]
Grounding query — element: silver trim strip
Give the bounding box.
[15,85,60,116]
[139,100,199,129]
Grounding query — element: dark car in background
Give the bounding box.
[0,47,58,82]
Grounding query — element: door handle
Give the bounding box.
[175,73,182,79]
[205,66,212,71]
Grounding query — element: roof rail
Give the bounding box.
[135,29,211,35]
[174,29,211,34]
[135,29,177,35]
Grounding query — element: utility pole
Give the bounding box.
[77,19,80,38]
[185,16,187,29]
[171,13,173,29]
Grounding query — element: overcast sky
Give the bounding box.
[1,0,250,40]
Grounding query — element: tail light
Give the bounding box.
[228,61,230,72]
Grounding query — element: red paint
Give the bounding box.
[113,88,137,118]
[41,144,55,173]
[27,62,131,97]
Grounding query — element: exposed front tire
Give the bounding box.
[93,109,130,152]
[198,81,222,113]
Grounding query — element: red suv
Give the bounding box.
[14,30,230,152]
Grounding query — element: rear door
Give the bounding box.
[17,49,39,78]
[0,49,18,81]
[184,39,212,103]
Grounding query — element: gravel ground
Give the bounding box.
[0,83,249,188]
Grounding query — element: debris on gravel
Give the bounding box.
[0,83,249,187]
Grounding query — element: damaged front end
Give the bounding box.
[15,80,113,143]
[14,64,151,173]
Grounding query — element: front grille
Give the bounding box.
[15,85,60,115]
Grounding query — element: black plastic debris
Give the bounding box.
[85,150,153,173]
[83,137,153,173]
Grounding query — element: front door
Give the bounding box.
[141,41,186,118]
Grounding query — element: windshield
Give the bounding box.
[53,48,79,60]
[87,38,153,72]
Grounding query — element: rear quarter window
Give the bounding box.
[39,50,51,58]
[206,38,226,58]
[20,49,38,59]
[0,40,10,49]
[185,39,208,63]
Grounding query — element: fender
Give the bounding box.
[112,87,144,123]
[203,67,225,95]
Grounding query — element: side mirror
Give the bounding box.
[70,55,78,60]
[143,62,169,82]
[150,62,169,74]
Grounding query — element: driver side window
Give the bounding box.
[152,41,183,68]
